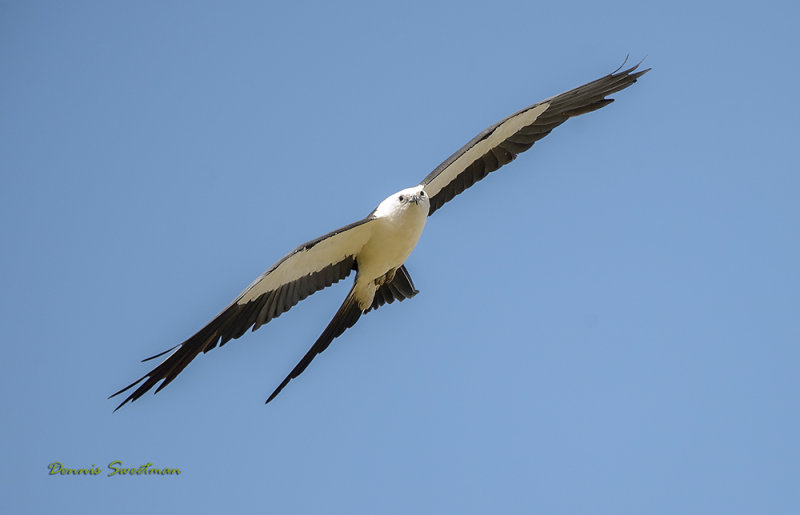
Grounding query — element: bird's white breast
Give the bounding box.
[359,203,427,280]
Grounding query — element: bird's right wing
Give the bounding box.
[110,216,376,410]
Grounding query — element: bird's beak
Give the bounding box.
[409,194,420,205]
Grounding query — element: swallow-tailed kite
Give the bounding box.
[111,61,649,410]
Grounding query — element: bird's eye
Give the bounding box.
[399,195,405,202]
[420,191,425,197]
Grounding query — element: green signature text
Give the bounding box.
[47,461,182,476]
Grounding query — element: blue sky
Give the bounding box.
[2,1,798,513]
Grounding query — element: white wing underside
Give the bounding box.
[236,219,375,305]
[423,103,550,199]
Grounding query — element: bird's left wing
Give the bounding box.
[421,61,649,215]
[110,217,376,410]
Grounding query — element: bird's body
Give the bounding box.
[111,61,649,409]
[354,188,429,309]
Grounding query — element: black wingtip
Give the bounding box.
[108,376,145,400]
[111,392,133,412]
[612,54,630,74]
[608,56,651,84]
[141,344,179,362]
[612,54,650,74]
[108,374,148,412]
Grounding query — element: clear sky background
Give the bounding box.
[2,1,798,513]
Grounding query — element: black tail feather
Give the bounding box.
[366,265,419,313]
[266,285,363,404]
[266,265,419,403]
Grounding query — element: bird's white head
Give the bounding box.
[372,186,430,219]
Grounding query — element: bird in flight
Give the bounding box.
[111,60,649,410]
